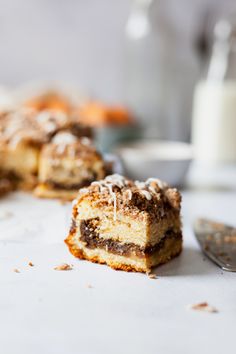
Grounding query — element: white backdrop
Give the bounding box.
[0,0,234,103]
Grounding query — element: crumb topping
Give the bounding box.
[188,302,218,313]
[41,134,101,161]
[52,131,78,145]
[74,174,181,221]
[0,108,90,147]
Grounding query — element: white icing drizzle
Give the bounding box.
[135,180,153,200]
[91,175,127,221]
[126,189,132,201]
[146,177,168,189]
[148,185,157,194]
[134,181,146,189]
[105,174,127,188]
[36,110,67,125]
[44,121,57,133]
[80,137,91,146]
[52,132,77,145]
[36,111,53,124]
[90,174,167,220]
[52,132,78,155]
[91,181,107,193]
[140,190,152,200]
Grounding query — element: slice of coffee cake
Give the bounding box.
[0,108,92,192]
[65,174,182,272]
[35,133,105,200]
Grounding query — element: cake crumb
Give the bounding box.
[146,272,157,279]
[28,262,34,267]
[13,268,20,273]
[188,302,218,313]
[54,263,73,271]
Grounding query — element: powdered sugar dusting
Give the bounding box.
[52,132,77,145]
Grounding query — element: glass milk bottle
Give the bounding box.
[192,18,236,163]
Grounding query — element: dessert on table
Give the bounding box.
[35,132,105,200]
[0,109,44,189]
[65,174,182,273]
[0,108,103,198]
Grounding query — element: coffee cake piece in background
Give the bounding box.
[0,108,92,192]
[34,133,106,200]
[65,174,182,273]
[0,110,44,189]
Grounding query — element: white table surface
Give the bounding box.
[0,184,236,354]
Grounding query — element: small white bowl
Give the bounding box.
[115,140,193,186]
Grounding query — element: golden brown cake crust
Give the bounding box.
[34,183,78,201]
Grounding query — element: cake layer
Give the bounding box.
[65,228,182,273]
[80,219,181,258]
[0,143,39,178]
[38,134,105,187]
[75,200,181,247]
[38,157,104,186]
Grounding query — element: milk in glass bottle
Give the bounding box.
[192,18,236,163]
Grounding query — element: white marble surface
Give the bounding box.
[0,188,236,354]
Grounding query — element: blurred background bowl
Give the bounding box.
[115,140,193,186]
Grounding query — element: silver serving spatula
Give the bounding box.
[194,218,236,272]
